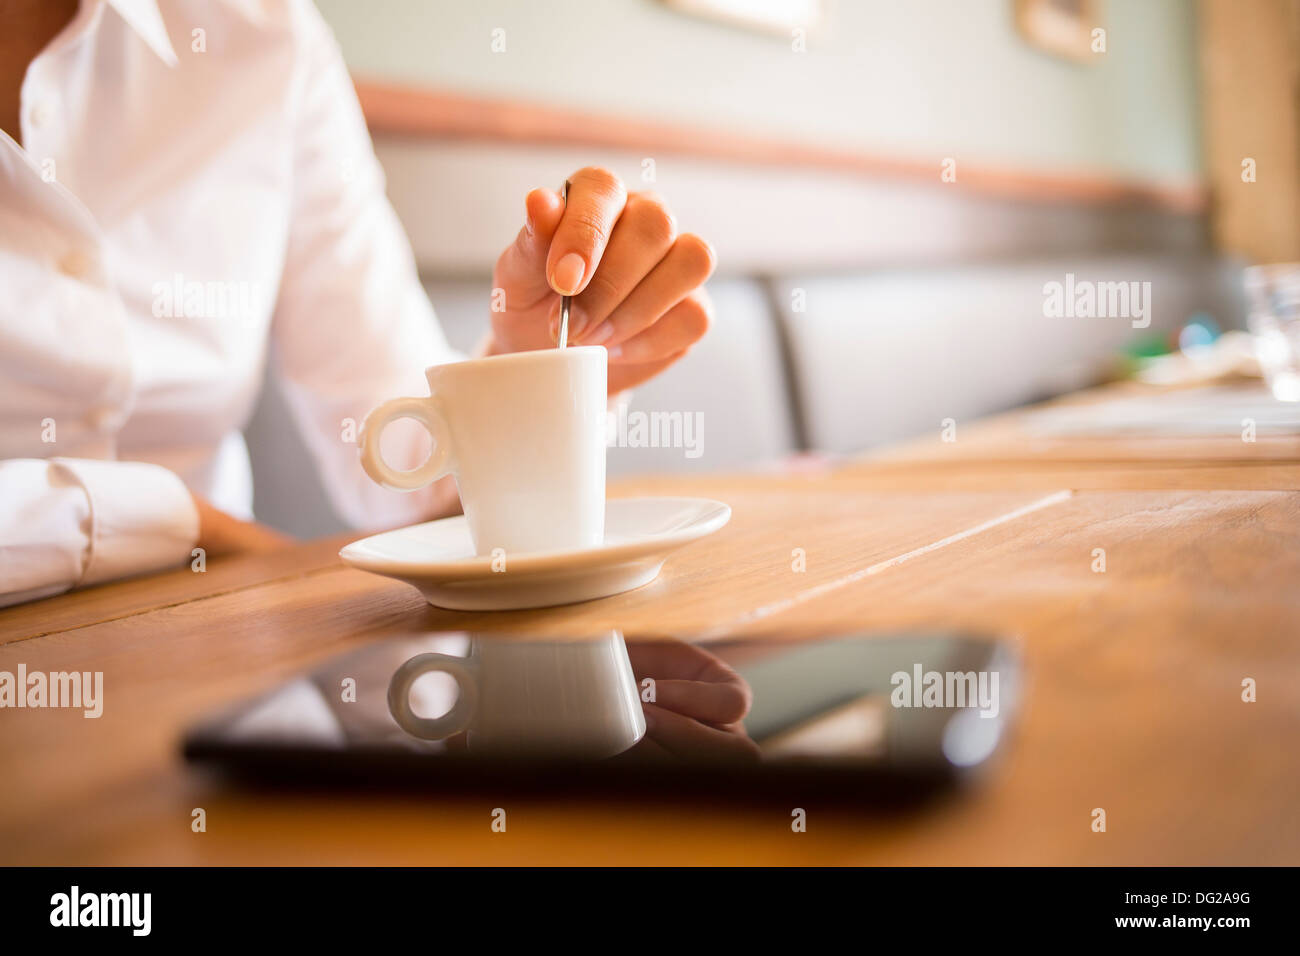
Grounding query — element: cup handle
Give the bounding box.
[359,396,454,491]
[387,653,478,741]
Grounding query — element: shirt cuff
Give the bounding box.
[51,458,201,587]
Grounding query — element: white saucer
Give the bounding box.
[339,496,731,611]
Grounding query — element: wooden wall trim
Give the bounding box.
[353,79,1208,215]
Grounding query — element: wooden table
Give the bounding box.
[2,383,1298,864]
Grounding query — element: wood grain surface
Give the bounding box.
[1,383,1296,864]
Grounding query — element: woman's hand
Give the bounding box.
[488,167,716,393]
[191,493,293,557]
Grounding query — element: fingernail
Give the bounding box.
[584,321,614,346]
[551,252,586,296]
[605,343,622,360]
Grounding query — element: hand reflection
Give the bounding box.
[624,640,760,763]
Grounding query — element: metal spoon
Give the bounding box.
[558,178,571,348]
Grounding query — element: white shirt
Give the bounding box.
[1,0,461,606]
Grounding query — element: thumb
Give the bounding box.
[493,187,565,309]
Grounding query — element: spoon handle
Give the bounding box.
[557,179,571,349]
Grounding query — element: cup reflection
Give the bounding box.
[387,630,644,757]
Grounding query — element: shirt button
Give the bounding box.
[28,100,53,129]
[57,249,92,279]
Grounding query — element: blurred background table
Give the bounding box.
[2,383,1297,865]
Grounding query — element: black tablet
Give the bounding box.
[183,629,1020,806]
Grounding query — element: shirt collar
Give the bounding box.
[104,0,179,67]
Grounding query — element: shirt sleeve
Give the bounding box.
[269,1,465,531]
[0,458,199,608]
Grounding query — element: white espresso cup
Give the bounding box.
[386,631,646,757]
[359,347,607,555]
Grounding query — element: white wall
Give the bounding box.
[315,0,1203,183]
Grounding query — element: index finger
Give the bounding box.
[626,640,753,723]
[546,166,627,296]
